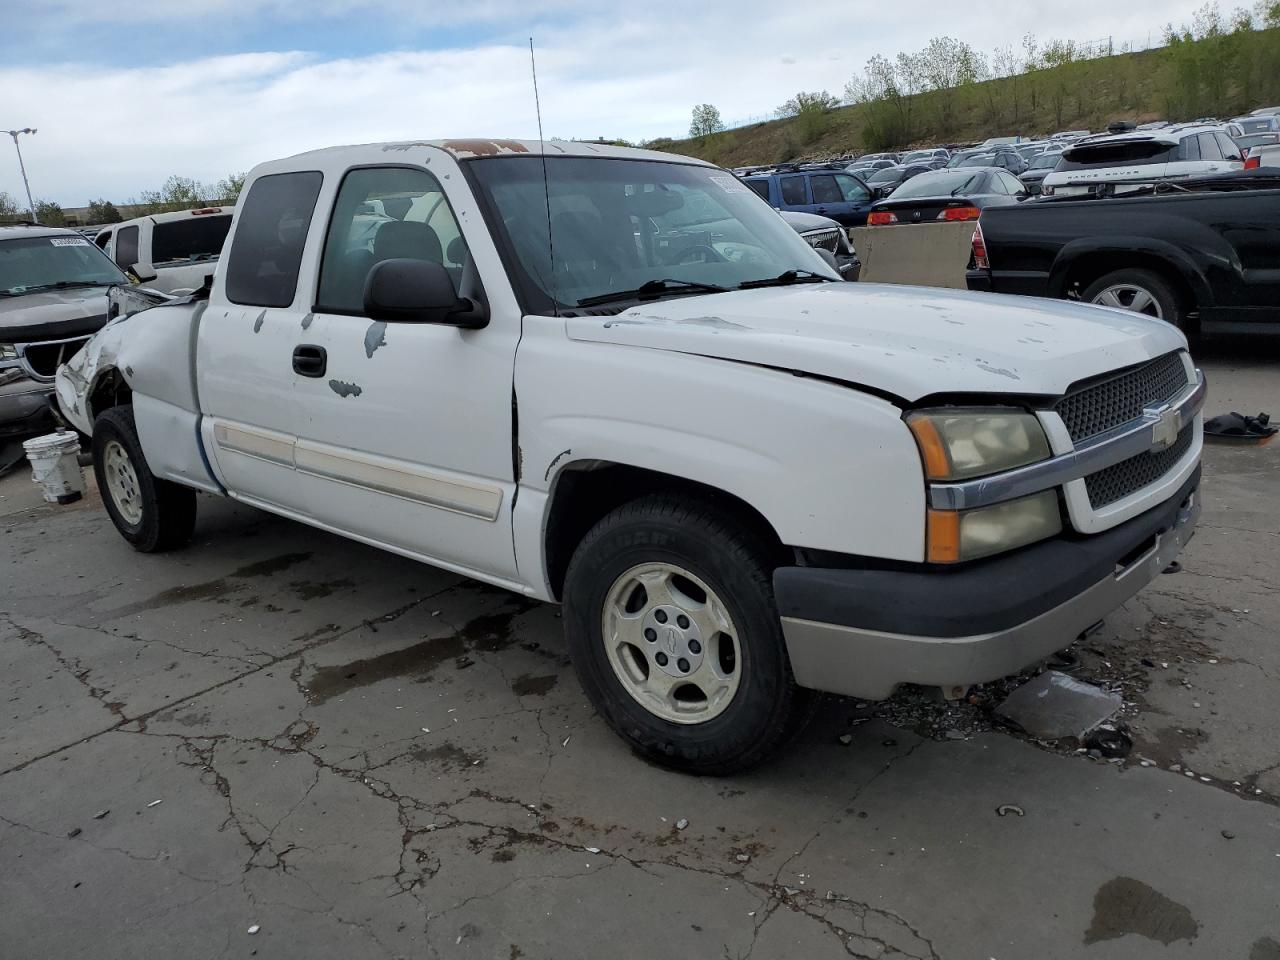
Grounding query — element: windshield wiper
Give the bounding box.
[575,278,729,308]
[737,269,832,290]
[19,280,111,293]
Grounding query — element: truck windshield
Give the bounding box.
[467,156,838,314]
[0,235,128,297]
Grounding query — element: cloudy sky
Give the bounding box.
[3,0,1202,205]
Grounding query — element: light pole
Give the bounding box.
[6,128,37,220]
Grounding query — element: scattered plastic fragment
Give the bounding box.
[562,736,571,747]
[585,846,601,854]
[1221,830,1236,840]
[996,804,1025,818]
[837,734,854,746]
[736,854,750,863]
[675,818,689,830]
[995,671,1122,740]
[67,827,81,838]
[146,799,163,808]
[92,810,109,820]
[247,925,260,935]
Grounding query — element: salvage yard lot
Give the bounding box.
[2,339,1278,960]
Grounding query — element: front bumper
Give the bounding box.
[775,469,1200,700]
[0,370,56,439]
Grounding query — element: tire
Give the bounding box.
[1082,268,1188,331]
[563,495,813,775]
[92,406,196,552]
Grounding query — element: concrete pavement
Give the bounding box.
[1,343,1277,959]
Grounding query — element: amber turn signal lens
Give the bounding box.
[907,417,952,480]
[926,509,961,563]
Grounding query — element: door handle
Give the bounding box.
[815,207,827,213]
[293,344,327,378]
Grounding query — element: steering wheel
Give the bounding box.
[665,243,726,265]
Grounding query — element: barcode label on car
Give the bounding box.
[710,176,749,194]
[49,237,90,246]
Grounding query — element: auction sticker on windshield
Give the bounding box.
[710,175,749,194]
[49,237,90,246]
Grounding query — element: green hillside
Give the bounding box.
[659,23,1280,166]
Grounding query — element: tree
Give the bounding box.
[86,198,123,223]
[775,90,839,119]
[918,36,984,132]
[215,172,246,202]
[0,191,20,219]
[34,199,65,226]
[688,104,725,138]
[131,175,212,215]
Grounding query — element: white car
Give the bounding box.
[94,207,232,295]
[1042,126,1244,196]
[56,138,1203,773]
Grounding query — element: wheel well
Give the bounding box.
[88,369,132,422]
[1063,253,1198,315]
[542,462,787,601]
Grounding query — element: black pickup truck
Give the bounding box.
[966,171,1280,336]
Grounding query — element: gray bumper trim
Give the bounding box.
[781,490,1199,700]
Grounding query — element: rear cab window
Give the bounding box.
[152,214,232,265]
[225,171,323,307]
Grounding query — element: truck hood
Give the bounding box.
[0,286,113,344]
[564,283,1186,402]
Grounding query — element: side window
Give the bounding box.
[1179,136,1201,161]
[114,226,139,269]
[94,231,110,250]
[809,175,842,204]
[779,176,808,205]
[834,174,871,202]
[225,171,323,308]
[316,166,470,316]
[1198,133,1223,161]
[1217,133,1242,161]
[744,179,771,201]
[999,172,1024,194]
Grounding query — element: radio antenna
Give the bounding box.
[529,37,557,316]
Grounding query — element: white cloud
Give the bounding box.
[2,0,1207,204]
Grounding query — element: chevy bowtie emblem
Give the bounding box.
[1146,404,1181,450]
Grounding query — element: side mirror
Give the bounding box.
[363,258,488,328]
[129,262,158,283]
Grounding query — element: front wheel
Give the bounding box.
[92,406,197,552]
[563,495,812,775]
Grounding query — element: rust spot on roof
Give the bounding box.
[440,139,530,158]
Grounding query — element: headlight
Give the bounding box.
[927,491,1062,563]
[908,409,1059,563]
[907,409,1051,481]
[0,344,18,362]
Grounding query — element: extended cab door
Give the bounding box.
[196,170,325,512]
[290,162,522,581]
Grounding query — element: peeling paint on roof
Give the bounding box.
[439,139,531,158]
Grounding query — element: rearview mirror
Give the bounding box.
[129,262,157,283]
[363,258,488,328]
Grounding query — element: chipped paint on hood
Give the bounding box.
[565,283,1187,402]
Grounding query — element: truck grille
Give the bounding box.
[801,229,841,254]
[21,337,90,380]
[1085,424,1195,508]
[1055,352,1189,443]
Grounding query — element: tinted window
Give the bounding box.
[809,175,842,203]
[1216,133,1242,161]
[779,177,808,205]
[744,179,771,201]
[834,175,870,201]
[866,168,900,185]
[1059,141,1178,170]
[114,226,139,269]
[317,166,469,315]
[993,173,1019,194]
[1179,136,1201,161]
[225,171,323,307]
[891,171,984,199]
[1197,133,1223,160]
[94,231,109,250]
[151,214,232,265]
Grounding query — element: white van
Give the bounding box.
[1041,126,1244,196]
[94,207,233,295]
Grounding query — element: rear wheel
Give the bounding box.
[92,406,196,552]
[563,495,813,775]
[1083,268,1187,330]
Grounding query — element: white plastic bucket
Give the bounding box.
[23,429,85,504]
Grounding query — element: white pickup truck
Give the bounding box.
[94,207,233,295]
[56,139,1205,773]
